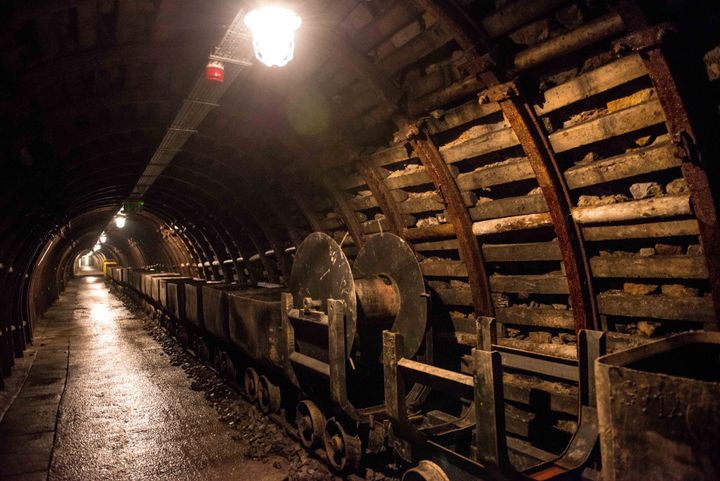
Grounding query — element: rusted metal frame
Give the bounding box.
[323,179,365,247]
[418,0,599,331]
[355,158,407,237]
[396,125,494,317]
[486,82,599,332]
[611,15,720,329]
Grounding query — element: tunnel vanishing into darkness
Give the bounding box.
[1,1,720,480]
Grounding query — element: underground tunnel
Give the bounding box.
[1,0,720,480]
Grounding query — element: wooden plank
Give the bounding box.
[434,288,473,306]
[369,144,410,167]
[589,255,708,279]
[469,195,548,222]
[421,260,468,277]
[571,195,692,224]
[549,99,665,154]
[472,213,553,236]
[426,101,501,135]
[597,293,714,322]
[490,275,569,294]
[456,157,534,191]
[440,127,520,164]
[536,54,647,115]
[582,219,700,241]
[496,307,575,329]
[565,142,681,190]
[399,194,445,214]
[384,168,434,189]
[482,241,562,262]
[414,238,459,251]
[482,0,568,38]
[378,21,453,75]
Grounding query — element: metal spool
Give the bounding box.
[290,232,357,349]
[290,232,427,357]
[353,233,427,358]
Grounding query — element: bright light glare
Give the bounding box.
[93,244,101,252]
[244,6,302,67]
[99,233,107,243]
[115,216,126,228]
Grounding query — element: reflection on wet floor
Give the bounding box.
[0,276,287,481]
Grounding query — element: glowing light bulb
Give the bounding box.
[115,216,126,228]
[93,244,101,252]
[99,233,107,243]
[244,6,302,67]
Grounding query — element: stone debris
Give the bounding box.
[574,151,600,166]
[655,243,682,256]
[637,320,661,337]
[510,18,550,46]
[606,88,654,112]
[528,331,553,344]
[564,108,606,128]
[415,216,440,228]
[666,178,689,196]
[687,244,703,256]
[638,247,656,257]
[356,190,373,198]
[577,194,628,207]
[661,284,700,298]
[623,282,658,295]
[527,186,543,195]
[387,163,421,178]
[629,182,663,200]
[492,293,510,308]
[450,279,470,289]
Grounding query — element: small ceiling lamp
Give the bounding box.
[244,6,302,67]
[115,216,126,228]
[99,232,107,243]
[93,244,101,252]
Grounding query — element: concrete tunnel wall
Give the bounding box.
[1,0,720,397]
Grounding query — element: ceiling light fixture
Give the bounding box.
[115,216,126,228]
[93,244,101,252]
[244,6,302,68]
[99,232,107,243]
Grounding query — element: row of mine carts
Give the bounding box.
[106,232,720,481]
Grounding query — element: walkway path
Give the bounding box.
[0,275,287,481]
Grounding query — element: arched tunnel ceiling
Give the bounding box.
[1,0,720,346]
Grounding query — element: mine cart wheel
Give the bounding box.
[296,400,326,449]
[323,418,362,472]
[402,461,450,481]
[257,375,281,414]
[244,368,260,402]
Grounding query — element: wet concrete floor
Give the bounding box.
[0,276,288,481]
